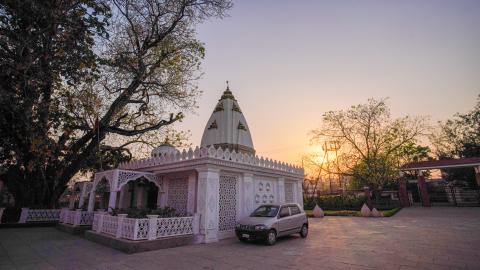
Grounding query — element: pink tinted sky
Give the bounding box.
[175,0,480,164]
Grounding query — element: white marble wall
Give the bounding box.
[241,173,254,218]
[193,169,303,243]
[196,167,220,243]
[253,176,277,206]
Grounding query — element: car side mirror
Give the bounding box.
[279,212,288,218]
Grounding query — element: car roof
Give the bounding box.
[258,203,300,207]
[258,204,280,207]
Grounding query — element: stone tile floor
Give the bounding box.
[1,207,479,270]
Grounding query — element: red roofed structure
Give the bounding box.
[401,157,480,171]
[399,157,480,207]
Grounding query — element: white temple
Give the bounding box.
[83,85,304,243]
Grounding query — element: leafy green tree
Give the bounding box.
[430,95,480,187]
[431,95,480,159]
[310,99,428,191]
[0,0,232,207]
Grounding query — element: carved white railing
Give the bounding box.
[102,215,119,236]
[18,208,62,223]
[66,210,75,224]
[92,213,199,241]
[156,216,195,238]
[59,209,94,226]
[118,145,304,175]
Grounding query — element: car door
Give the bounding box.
[288,205,302,232]
[277,206,291,236]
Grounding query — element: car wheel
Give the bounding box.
[300,224,308,238]
[238,237,248,242]
[265,230,276,246]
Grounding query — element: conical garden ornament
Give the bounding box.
[360,203,371,217]
[312,204,324,218]
[371,208,382,217]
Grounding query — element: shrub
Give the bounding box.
[109,207,149,218]
[305,195,367,211]
[1,206,22,223]
[150,206,178,218]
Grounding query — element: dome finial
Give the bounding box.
[220,80,235,100]
[161,137,172,146]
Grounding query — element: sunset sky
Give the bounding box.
[176,0,480,165]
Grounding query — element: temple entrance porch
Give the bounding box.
[117,179,159,210]
[87,169,164,212]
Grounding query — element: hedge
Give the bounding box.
[304,195,367,211]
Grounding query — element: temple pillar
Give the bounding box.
[277,178,285,204]
[417,170,430,207]
[78,184,87,208]
[242,173,254,218]
[118,186,126,209]
[187,172,197,215]
[87,188,95,212]
[297,180,304,209]
[159,178,169,207]
[196,167,220,243]
[78,196,85,208]
[69,191,76,209]
[108,189,118,212]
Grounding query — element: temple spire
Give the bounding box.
[201,83,255,155]
[220,80,235,100]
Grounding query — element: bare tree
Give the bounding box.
[310,99,428,191]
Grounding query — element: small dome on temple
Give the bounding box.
[201,82,255,155]
[151,139,178,157]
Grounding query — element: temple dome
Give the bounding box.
[151,140,178,157]
[200,83,255,155]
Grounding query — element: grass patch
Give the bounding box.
[380,207,401,217]
[324,210,359,216]
[305,207,402,218]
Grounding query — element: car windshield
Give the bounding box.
[250,205,279,217]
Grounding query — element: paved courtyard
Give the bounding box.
[1,207,479,270]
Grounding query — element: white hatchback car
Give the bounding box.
[235,203,308,245]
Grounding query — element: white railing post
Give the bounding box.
[97,212,105,233]
[193,213,200,235]
[92,213,98,230]
[74,209,82,226]
[133,219,139,240]
[59,208,66,223]
[116,214,127,238]
[18,208,29,223]
[147,215,158,240]
[63,208,69,223]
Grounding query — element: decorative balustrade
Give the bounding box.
[18,208,62,223]
[118,145,304,175]
[59,209,94,226]
[92,213,199,241]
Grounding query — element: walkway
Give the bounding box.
[1,207,479,269]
